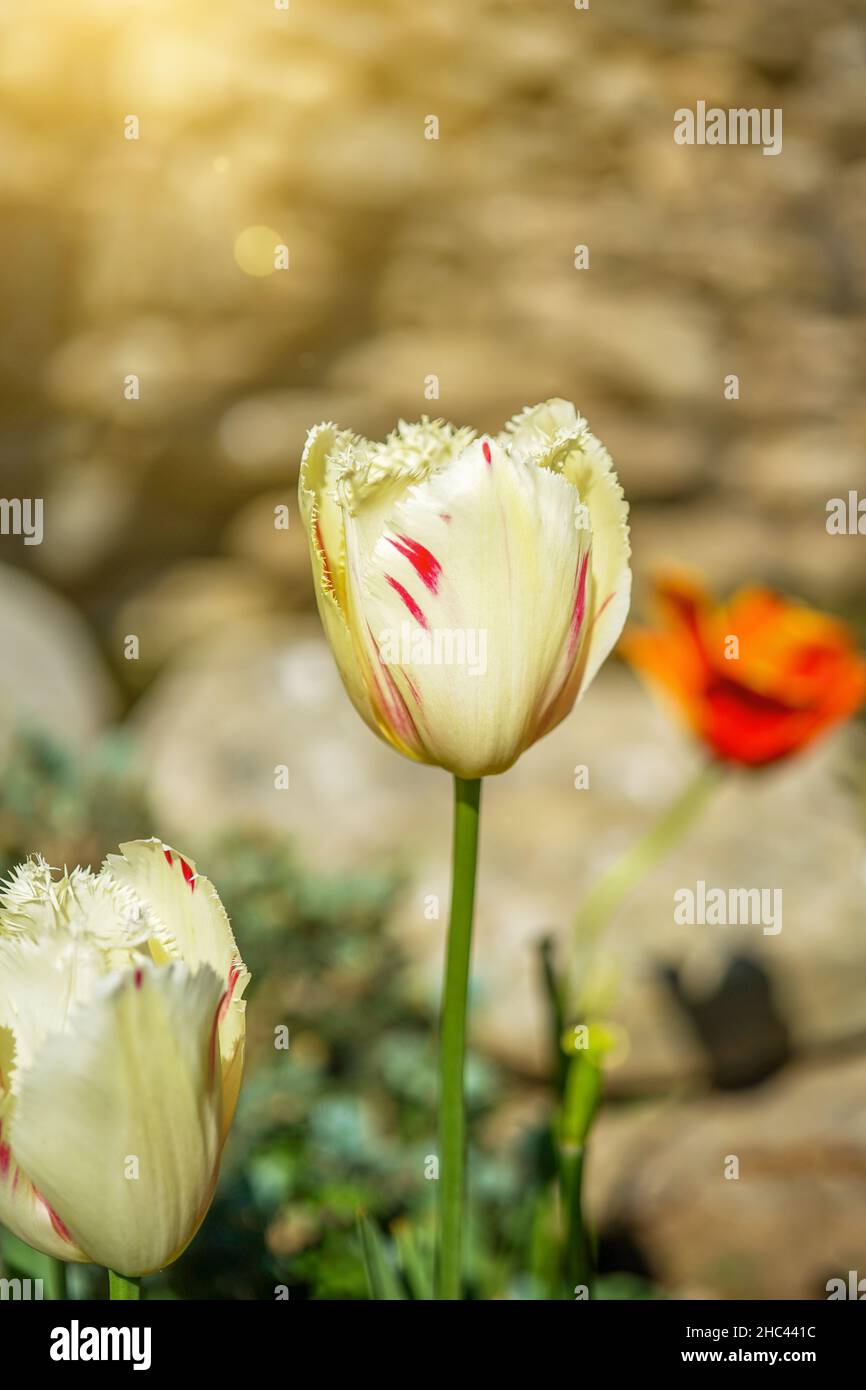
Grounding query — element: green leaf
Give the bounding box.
[393,1219,434,1302]
[537,936,568,1095]
[528,1186,561,1300]
[0,1228,68,1299]
[357,1212,405,1301]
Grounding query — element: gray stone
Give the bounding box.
[0,562,117,745]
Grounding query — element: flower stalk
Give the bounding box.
[437,776,482,1300]
[558,1050,601,1294]
[108,1270,141,1301]
[559,760,725,1295]
[568,761,724,1003]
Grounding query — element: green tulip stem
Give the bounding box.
[560,759,725,1296]
[568,760,725,1004]
[437,775,482,1301]
[108,1270,141,1300]
[558,1052,601,1294]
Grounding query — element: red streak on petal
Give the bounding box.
[35,1190,73,1243]
[389,534,442,593]
[134,968,143,990]
[208,1010,221,1087]
[386,575,429,630]
[574,551,590,629]
[220,964,241,1024]
[590,592,614,630]
[164,849,173,866]
[0,1142,10,1178]
[314,515,336,598]
[211,964,242,1087]
[367,625,422,748]
[567,550,591,661]
[180,858,195,891]
[482,441,492,465]
[49,1207,73,1243]
[440,512,452,523]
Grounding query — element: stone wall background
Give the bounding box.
[1,0,866,1298]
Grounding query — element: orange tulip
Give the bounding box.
[621,575,866,766]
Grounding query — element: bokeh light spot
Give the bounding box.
[233,225,285,278]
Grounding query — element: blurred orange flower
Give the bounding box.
[621,575,866,767]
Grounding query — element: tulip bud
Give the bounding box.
[0,839,249,1276]
[299,400,631,777]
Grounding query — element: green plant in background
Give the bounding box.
[143,828,523,1301]
[546,575,866,1300]
[0,724,669,1301]
[204,826,652,1301]
[0,729,152,880]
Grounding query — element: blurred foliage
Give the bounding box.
[0,728,649,1301]
[0,728,152,880]
[164,828,537,1300]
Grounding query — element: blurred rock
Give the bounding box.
[540,286,721,406]
[589,1053,866,1299]
[0,0,861,646]
[132,613,449,860]
[33,458,136,583]
[736,311,865,422]
[217,389,374,480]
[765,516,866,601]
[113,558,279,682]
[223,489,313,602]
[726,427,866,511]
[328,330,562,433]
[602,416,706,501]
[631,504,772,594]
[0,562,116,743]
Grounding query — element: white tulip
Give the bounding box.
[0,839,249,1276]
[299,399,631,777]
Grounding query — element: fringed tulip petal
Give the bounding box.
[298,423,380,728]
[104,839,249,1094]
[361,436,589,777]
[501,398,632,701]
[0,1087,89,1262]
[10,961,223,1276]
[0,842,249,1272]
[299,400,631,776]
